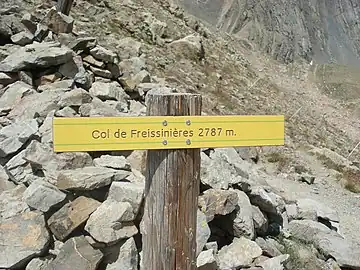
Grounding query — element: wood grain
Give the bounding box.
[142,92,202,270]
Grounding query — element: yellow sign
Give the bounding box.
[52,115,284,152]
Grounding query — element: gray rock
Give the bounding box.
[197,250,217,270]
[205,242,218,253]
[309,146,351,172]
[0,164,15,193]
[85,199,137,245]
[0,72,17,86]
[116,37,143,59]
[11,31,34,46]
[39,110,54,143]
[252,205,269,236]
[141,12,167,45]
[289,220,360,269]
[136,82,164,97]
[119,70,151,92]
[4,149,37,185]
[249,186,285,215]
[74,69,94,91]
[0,42,73,72]
[83,54,105,68]
[296,198,339,222]
[33,24,49,43]
[56,166,128,191]
[105,237,138,270]
[119,57,146,77]
[37,79,73,92]
[0,119,38,157]
[89,81,129,101]
[23,179,66,212]
[90,66,113,78]
[0,185,30,220]
[108,181,144,216]
[90,45,118,63]
[79,97,125,117]
[7,89,65,122]
[26,257,53,270]
[257,254,290,270]
[255,237,283,257]
[94,155,131,170]
[217,237,262,270]
[67,36,97,52]
[129,100,146,116]
[48,196,101,241]
[285,204,298,221]
[298,173,315,185]
[197,209,211,256]
[58,88,92,107]
[0,14,23,40]
[44,7,74,34]
[18,71,33,86]
[0,81,35,116]
[169,34,204,60]
[21,13,37,33]
[0,211,50,269]
[58,55,85,79]
[232,189,255,239]
[198,189,238,222]
[46,236,103,270]
[55,106,77,117]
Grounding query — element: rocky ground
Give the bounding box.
[1,0,360,270]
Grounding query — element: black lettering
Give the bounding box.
[92,130,100,139]
[199,128,204,136]
[120,131,127,138]
[114,129,120,138]
[189,130,194,137]
[173,128,179,137]
[183,130,189,137]
[131,129,137,138]
[141,131,147,138]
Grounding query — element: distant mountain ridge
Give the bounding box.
[175,0,360,67]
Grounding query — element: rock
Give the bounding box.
[232,189,255,239]
[22,179,66,212]
[67,36,97,52]
[169,34,204,60]
[37,79,73,92]
[11,31,34,46]
[142,12,167,45]
[252,205,269,236]
[26,256,53,270]
[83,55,106,68]
[105,237,138,270]
[310,147,352,172]
[0,72,17,86]
[79,97,125,116]
[129,100,146,116]
[21,13,38,34]
[74,69,94,90]
[217,237,262,269]
[0,164,15,193]
[197,250,217,270]
[58,55,85,79]
[119,57,146,77]
[289,220,360,269]
[0,211,50,269]
[255,237,283,257]
[108,181,144,216]
[198,189,238,222]
[205,242,218,253]
[58,88,92,107]
[116,37,142,59]
[298,173,315,184]
[91,66,113,78]
[296,198,339,222]
[48,196,101,241]
[257,254,290,270]
[249,186,285,215]
[19,71,33,86]
[126,150,147,174]
[136,82,163,97]
[0,42,73,72]
[94,155,131,170]
[0,14,23,41]
[44,7,74,34]
[0,81,35,116]
[90,45,118,63]
[119,70,151,92]
[7,89,65,122]
[196,209,211,256]
[85,199,137,245]
[46,236,103,270]
[56,166,129,191]
[0,119,38,157]
[285,204,298,221]
[33,24,49,43]
[0,185,30,219]
[89,81,129,101]
[55,106,77,117]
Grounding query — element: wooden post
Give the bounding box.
[56,0,74,15]
[142,92,202,270]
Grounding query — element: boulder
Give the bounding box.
[232,189,255,239]
[22,179,66,212]
[79,97,125,117]
[255,237,283,257]
[26,257,53,270]
[46,236,103,270]
[85,199,138,245]
[0,185,30,220]
[0,211,50,269]
[252,205,269,236]
[257,254,290,270]
[56,166,129,191]
[0,81,35,116]
[58,88,93,107]
[105,237,139,270]
[11,31,34,46]
[107,181,144,216]
[249,186,285,215]
[197,250,217,270]
[217,237,262,269]
[196,209,211,256]
[48,196,101,241]
[0,42,73,72]
[89,81,129,101]
[169,34,204,60]
[116,37,143,59]
[0,72,17,86]
[296,198,339,222]
[198,189,238,222]
[0,164,15,193]
[94,155,131,170]
[289,220,360,269]
[44,7,74,34]
[90,45,118,63]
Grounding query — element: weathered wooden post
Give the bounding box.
[142,92,202,270]
[56,0,74,15]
